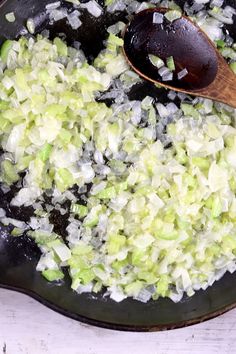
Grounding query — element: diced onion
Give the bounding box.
[1,1,236,304]
[5,12,15,22]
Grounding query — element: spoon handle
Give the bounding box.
[197,54,236,108]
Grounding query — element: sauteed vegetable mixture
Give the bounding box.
[0,0,236,303]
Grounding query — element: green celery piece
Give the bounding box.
[0,40,13,63]
[15,68,29,91]
[222,235,236,251]
[137,271,157,284]
[38,143,52,162]
[211,196,222,218]
[93,281,103,293]
[71,277,81,290]
[77,268,95,284]
[230,62,236,74]
[112,258,128,271]
[59,129,72,144]
[115,181,128,193]
[0,100,9,110]
[191,157,210,169]
[72,244,93,256]
[38,69,50,83]
[164,10,182,22]
[181,103,200,119]
[156,275,169,297]
[84,215,99,228]
[11,227,24,237]
[166,56,175,71]
[175,146,188,164]
[131,249,146,266]
[68,255,88,269]
[105,0,114,5]
[0,116,10,132]
[97,186,116,199]
[148,54,164,69]
[1,160,19,184]
[107,234,126,254]
[42,269,64,282]
[45,104,66,117]
[125,281,143,296]
[55,168,74,192]
[28,230,59,245]
[155,230,179,240]
[53,37,68,57]
[216,39,225,48]
[16,155,33,171]
[108,33,123,47]
[71,204,88,218]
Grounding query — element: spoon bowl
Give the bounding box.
[123,8,236,108]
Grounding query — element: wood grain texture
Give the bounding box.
[193,52,236,108]
[0,289,236,354]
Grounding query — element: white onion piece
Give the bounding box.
[80,0,103,17]
[208,9,234,24]
[5,12,15,23]
[67,10,82,29]
[26,18,35,34]
[107,0,126,13]
[45,2,61,10]
[156,103,169,118]
[158,66,170,77]
[153,12,163,24]
[1,217,27,229]
[195,0,210,3]
[162,72,173,81]
[11,187,42,207]
[210,0,224,7]
[0,208,6,218]
[48,8,67,22]
[1,185,11,194]
[178,68,188,80]
[166,102,178,114]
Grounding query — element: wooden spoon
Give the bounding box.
[123,8,236,108]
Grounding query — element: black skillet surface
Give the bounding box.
[0,0,236,331]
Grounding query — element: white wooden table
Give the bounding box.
[0,288,235,354]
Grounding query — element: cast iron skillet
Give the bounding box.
[0,0,236,332]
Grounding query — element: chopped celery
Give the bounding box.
[230,62,236,74]
[0,30,236,305]
[148,54,164,69]
[166,56,175,71]
[54,37,68,57]
[181,103,200,119]
[72,244,93,255]
[125,281,143,297]
[164,10,182,22]
[55,168,74,192]
[0,40,13,63]
[1,160,19,184]
[38,144,52,162]
[156,275,170,297]
[29,231,59,245]
[76,269,95,284]
[71,204,88,217]
[216,39,225,48]
[11,227,24,236]
[97,186,116,199]
[107,33,124,47]
[42,269,64,282]
[107,234,126,254]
